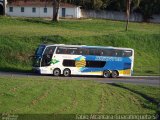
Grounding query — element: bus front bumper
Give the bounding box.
[32,67,41,74]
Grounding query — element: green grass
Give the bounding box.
[0,76,159,116]
[0,16,160,75]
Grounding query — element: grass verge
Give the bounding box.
[0,76,159,115]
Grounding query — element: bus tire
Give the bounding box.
[63,68,71,77]
[53,68,61,76]
[103,70,111,78]
[111,70,119,78]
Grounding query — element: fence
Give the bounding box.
[81,10,160,23]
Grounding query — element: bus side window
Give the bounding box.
[67,48,78,55]
[75,48,79,55]
[57,47,67,54]
[89,48,94,55]
[100,50,104,56]
[76,48,82,55]
[90,48,101,56]
[66,49,71,54]
[114,50,122,57]
[68,49,74,55]
[123,50,132,57]
[84,48,89,55]
[56,49,59,54]
[117,50,123,57]
[56,47,61,54]
[111,50,117,56]
[96,49,101,56]
[44,46,55,55]
[63,49,67,54]
[103,49,110,56]
[71,49,78,55]
[79,48,89,55]
[103,49,116,57]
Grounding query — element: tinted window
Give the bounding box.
[66,48,78,54]
[77,48,83,55]
[122,50,132,57]
[63,60,75,67]
[101,49,132,57]
[43,46,56,55]
[88,48,96,55]
[56,47,65,54]
[86,61,106,68]
[56,47,78,55]
[95,49,102,56]
[35,45,45,56]
[41,46,56,67]
[55,47,132,57]
[114,50,123,57]
[63,60,106,68]
[77,48,89,55]
[102,49,115,56]
[79,48,101,56]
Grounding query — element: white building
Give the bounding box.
[5,1,81,18]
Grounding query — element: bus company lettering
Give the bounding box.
[96,56,122,61]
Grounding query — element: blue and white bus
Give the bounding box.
[33,44,134,78]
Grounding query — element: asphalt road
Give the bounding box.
[0,71,159,87]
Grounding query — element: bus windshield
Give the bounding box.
[33,45,56,67]
[35,45,45,56]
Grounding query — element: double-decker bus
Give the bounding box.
[33,44,134,78]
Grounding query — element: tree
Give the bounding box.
[131,0,141,12]
[125,0,140,31]
[125,0,131,31]
[3,0,6,15]
[52,0,61,22]
[139,0,159,22]
[101,0,113,9]
[91,0,103,10]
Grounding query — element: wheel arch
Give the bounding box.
[53,68,61,74]
[63,68,71,77]
[111,70,119,78]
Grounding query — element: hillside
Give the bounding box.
[0,17,159,75]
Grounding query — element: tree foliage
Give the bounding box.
[139,0,160,21]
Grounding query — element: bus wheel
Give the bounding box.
[63,68,71,77]
[53,68,61,76]
[103,70,111,78]
[111,70,119,78]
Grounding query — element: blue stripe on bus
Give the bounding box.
[75,55,131,72]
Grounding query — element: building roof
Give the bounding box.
[7,1,79,8]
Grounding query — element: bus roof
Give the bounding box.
[40,44,134,51]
